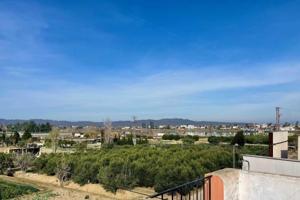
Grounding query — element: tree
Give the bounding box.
[16,153,34,172]
[11,131,20,145]
[73,160,99,185]
[0,133,6,145]
[104,118,112,144]
[48,128,60,153]
[84,127,99,139]
[40,122,52,132]
[231,131,245,146]
[25,121,38,133]
[0,153,14,174]
[22,130,32,141]
[56,155,71,187]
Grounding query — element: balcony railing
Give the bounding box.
[149,175,212,200]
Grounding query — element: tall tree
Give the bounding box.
[0,133,5,144]
[21,130,32,141]
[231,131,245,146]
[104,118,112,144]
[11,131,20,145]
[48,128,60,153]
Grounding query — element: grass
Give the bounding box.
[0,179,39,200]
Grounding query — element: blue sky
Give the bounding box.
[1,0,300,122]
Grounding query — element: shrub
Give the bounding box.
[0,153,14,174]
[162,134,181,140]
[182,137,195,145]
[208,136,220,144]
[73,159,99,185]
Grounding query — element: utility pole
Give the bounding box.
[233,143,238,168]
[276,107,281,131]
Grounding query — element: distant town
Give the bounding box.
[0,117,299,154]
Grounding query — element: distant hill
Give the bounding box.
[0,118,246,127]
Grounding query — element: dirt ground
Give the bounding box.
[0,172,154,200]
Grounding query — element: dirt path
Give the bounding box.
[0,172,153,200]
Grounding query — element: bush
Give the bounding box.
[245,135,268,144]
[162,134,181,140]
[33,154,58,175]
[182,137,195,145]
[73,159,99,185]
[208,136,233,144]
[0,153,14,174]
[16,153,35,172]
[208,136,220,144]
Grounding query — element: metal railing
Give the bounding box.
[149,176,212,200]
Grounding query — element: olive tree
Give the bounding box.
[56,154,71,187]
[15,153,34,172]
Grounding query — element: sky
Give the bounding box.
[1,0,300,122]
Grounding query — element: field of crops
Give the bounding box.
[0,179,39,199]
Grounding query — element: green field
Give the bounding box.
[0,179,39,200]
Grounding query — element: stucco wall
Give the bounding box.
[243,155,300,177]
[239,170,300,200]
[209,168,300,200]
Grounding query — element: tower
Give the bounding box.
[275,107,281,131]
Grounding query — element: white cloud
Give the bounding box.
[1,61,300,121]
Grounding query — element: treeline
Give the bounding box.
[208,134,299,146]
[42,135,149,149]
[0,131,34,147]
[6,121,52,133]
[162,134,200,141]
[208,134,269,145]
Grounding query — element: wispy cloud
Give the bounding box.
[1,60,300,121]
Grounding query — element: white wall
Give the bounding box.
[210,168,300,200]
[243,155,300,177]
[239,170,300,200]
